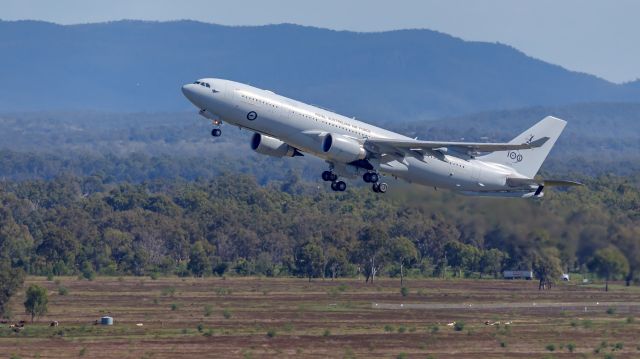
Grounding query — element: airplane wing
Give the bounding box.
[364,137,549,155]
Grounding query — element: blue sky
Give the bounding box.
[2,0,638,83]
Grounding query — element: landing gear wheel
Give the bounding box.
[363,172,372,183]
[211,128,222,137]
[322,171,332,182]
[369,173,379,183]
[331,181,346,192]
[331,181,339,191]
[329,173,338,182]
[372,182,387,193]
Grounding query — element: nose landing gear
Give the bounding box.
[211,128,222,137]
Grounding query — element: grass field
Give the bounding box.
[1,276,639,358]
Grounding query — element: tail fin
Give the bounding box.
[479,116,566,178]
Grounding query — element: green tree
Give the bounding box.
[24,284,48,322]
[444,241,479,278]
[588,246,630,291]
[297,242,325,282]
[479,249,507,278]
[390,236,418,286]
[188,241,212,277]
[532,248,563,290]
[354,227,389,283]
[0,262,25,318]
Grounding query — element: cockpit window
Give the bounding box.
[193,81,214,90]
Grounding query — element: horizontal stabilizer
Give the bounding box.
[507,177,583,188]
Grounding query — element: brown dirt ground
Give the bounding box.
[1,276,639,358]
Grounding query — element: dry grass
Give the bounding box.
[1,276,639,358]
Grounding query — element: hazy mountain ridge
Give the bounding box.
[1,20,639,122]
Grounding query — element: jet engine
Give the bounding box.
[251,133,300,158]
[321,133,366,163]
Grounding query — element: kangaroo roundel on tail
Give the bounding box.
[480,116,566,178]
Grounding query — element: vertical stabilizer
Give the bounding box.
[479,116,566,178]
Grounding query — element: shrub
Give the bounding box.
[430,325,439,334]
[582,319,593,329]
[215,287,231,296]
[58,286,69,296]
[204,304,213,317]
[606,307,616,315]
[161,287,176,297]
[453,321,465,331]
[626,316,635,324]
[197,324,204,332]
[613,342,624,350]
[500,341,507,348]
[323,329,331,337]
[170,303,179,311]
[150,272,159,280]
[545,344,555,352]
[46,274,54,281]
[396,353,407,359]
[384,325,394,333]
[398,325,406,333]
[266,329,277,338]
[400,287,409,297]
[566,342,575,353]
[222,309,232,319]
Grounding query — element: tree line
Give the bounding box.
[0,172,638,316]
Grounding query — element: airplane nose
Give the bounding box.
[181,84,194,98]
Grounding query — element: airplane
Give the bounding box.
[182,78,581,197]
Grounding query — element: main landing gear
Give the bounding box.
[321,170,346,192]
[363,172,387,193]
[320,170,388,194]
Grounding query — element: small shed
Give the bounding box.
[100,316,114,325]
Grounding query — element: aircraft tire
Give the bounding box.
[329,173,338,182]
[322,171,332,181]
[331,181,339,191]
[378,182,388,193]
[363,172,372,183]
[369,173,379,183]
[211,128,222,137]
[336,181,347,191]
[372,183,380,193]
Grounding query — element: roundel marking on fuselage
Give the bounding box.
[247,111,258,121]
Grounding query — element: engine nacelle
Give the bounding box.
[251,133,298,158]
[321,133,366,163]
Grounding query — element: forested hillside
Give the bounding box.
[0,173,638,285]
[1,20,639,120]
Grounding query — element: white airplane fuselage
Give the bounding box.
[182,78,567,197]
